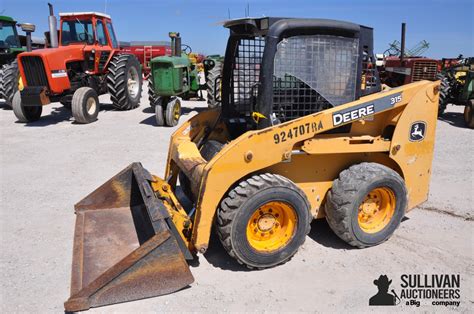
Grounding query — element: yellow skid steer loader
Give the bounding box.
[64,17,439,311]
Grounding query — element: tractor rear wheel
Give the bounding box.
[148,74,159,107]
[325,162,407,248]
[12,91,42,122]
[107,54,142,110]
[464,100,474,129]
[437,73,451,116]
[71,87,100,124]
[165,97,181,127]
[0,59,20,108]
[206,62,222,108]
[217,173,311,269]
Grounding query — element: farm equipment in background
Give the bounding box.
[438,56,474,127]
[120,41,172,77]
[64,17,439,311]
[13,4,142,124]
[378,23,438,87]
[0,16,37,107]
[147,32,222,126]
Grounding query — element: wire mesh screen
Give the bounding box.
[231,37,265,115]
[272,35,359,122]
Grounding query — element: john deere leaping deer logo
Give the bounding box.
[369,275,400,306]
[409,121,426,142]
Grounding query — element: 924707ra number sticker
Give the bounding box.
[273,121,323,144]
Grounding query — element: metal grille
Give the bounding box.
[362,50,378,91]
[272,35,359,122]
[412,60,438,82]
[231,37,264,115]
[20,56,49,87]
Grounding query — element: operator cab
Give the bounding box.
[58,12,118,48]
[220,17,381,137]
[0,17,21,51]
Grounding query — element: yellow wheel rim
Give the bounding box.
[246,201,297,252]
[358,187,396,234]
[173,101,181,122]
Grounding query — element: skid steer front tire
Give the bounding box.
[325,162,407,248]
[12,91,42,122]
[217,173,311,269]
[107,54,142,110]
[71,87,100,124]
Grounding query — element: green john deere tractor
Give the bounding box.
[0,16,35,108]
[438,57,474,128]
[148,32,222,126]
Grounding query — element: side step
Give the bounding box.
[64,163,194,312]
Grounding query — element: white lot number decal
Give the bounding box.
[391,95,402,105]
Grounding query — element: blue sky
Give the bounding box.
[1,0,472,58]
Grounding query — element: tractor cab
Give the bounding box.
[0,16,21,51]
[220,17,381,137]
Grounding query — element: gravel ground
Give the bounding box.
[0,85,472,313]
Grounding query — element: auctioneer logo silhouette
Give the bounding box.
[369,275,401,306]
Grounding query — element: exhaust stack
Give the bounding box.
[400,22,406,64]
[169,32,181,57]
[48,3,58,48]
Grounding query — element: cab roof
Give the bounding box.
[0,15,16,23]
[59,12,111,19]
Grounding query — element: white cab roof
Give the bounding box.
[59,12,111,19]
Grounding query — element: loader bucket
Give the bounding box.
[64,163,194,312]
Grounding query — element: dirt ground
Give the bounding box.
[0,84,472,313]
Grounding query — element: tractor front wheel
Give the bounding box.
[71,87,100,124]
[107,54,142,110]
[0,59,20,108]
[165,97,181,127]
[217,173,311,269]
[325,162,407,248]
[12,91,42,122]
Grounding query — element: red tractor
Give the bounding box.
[13,5,142,124]
[378,23,438,87]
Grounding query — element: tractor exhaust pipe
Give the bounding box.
[400,22,406,64]
[48,3,58,48]
[169,32,181,57]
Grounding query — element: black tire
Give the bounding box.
[206,62,222,108]
[0,59,20,108]
[179,140,226,203]
[107,54,142,110]
[437,72,451,116]
[155,103,165,126]
[325,162,407,248]
[148,74,158,108]
[165,97,181,127]
[12,91,42,122]
[464,100,474,129]
[217,173,311,269]
[71,87,100,124]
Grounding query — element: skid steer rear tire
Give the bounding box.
[325,162,407,248]
[206,62,222,108]
[0,59,19,108]
[217,173,311,269]
[107,54,142,110]
[12,91,42,122]
[71,87,100,124]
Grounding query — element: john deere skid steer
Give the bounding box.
[64,17,439,311]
